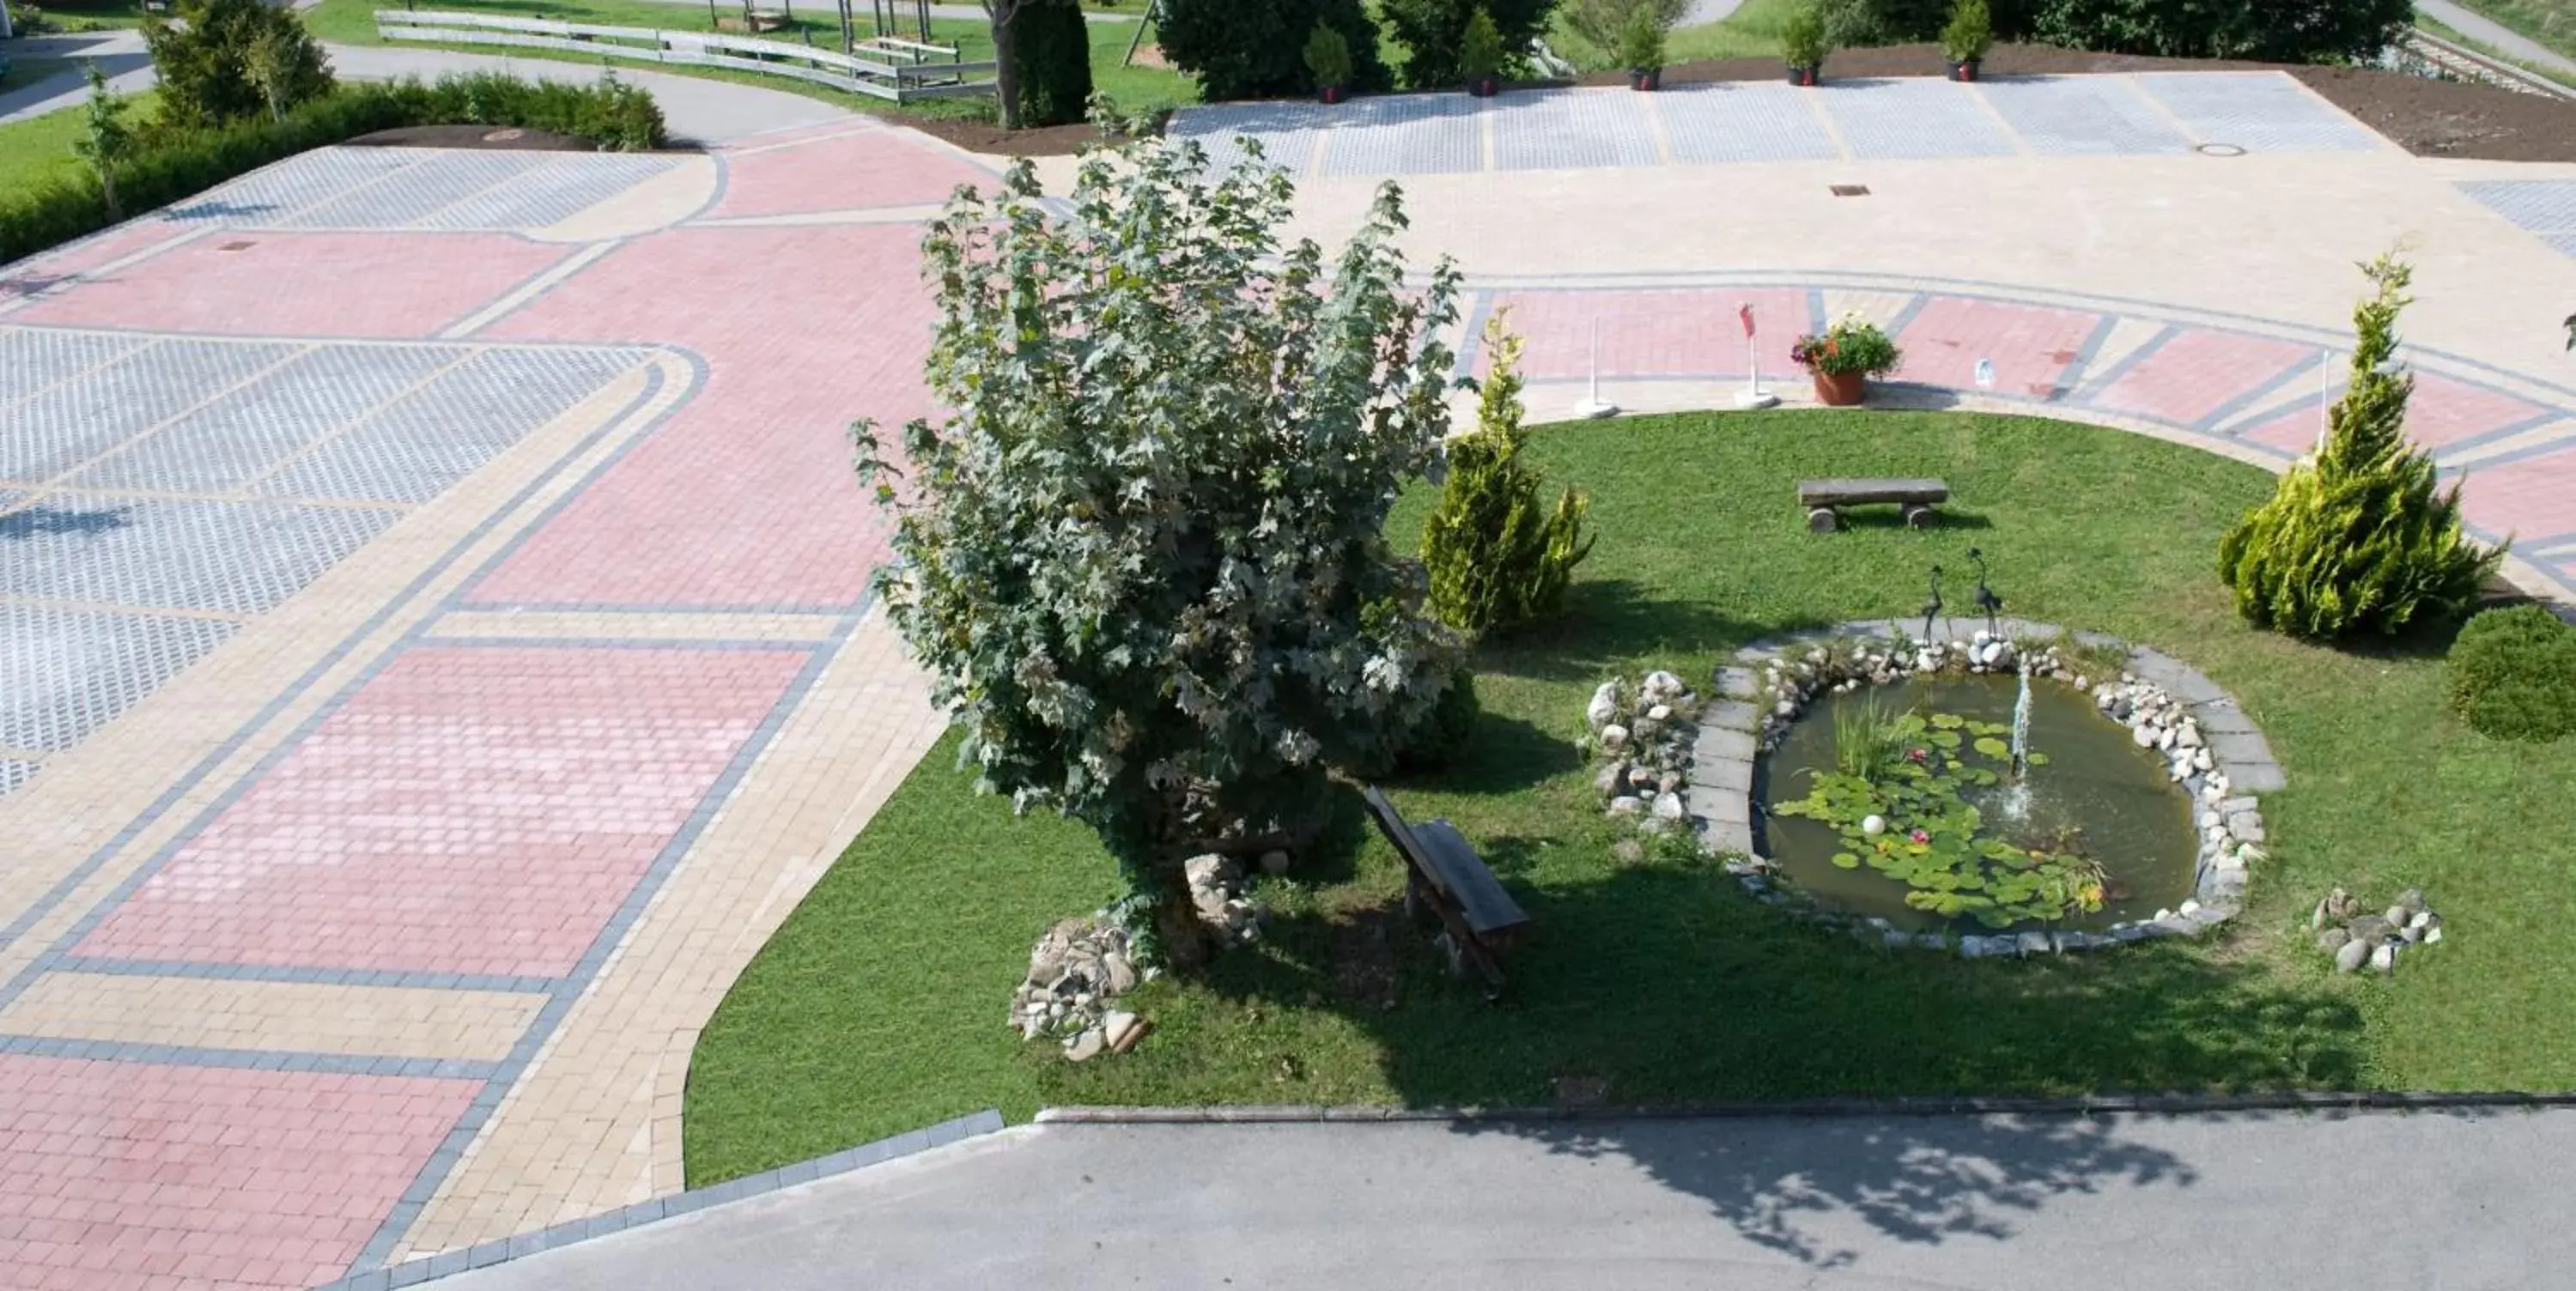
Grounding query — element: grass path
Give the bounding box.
[684,408,2576,1186]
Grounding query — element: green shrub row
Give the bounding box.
[1814,0,2410,64]
[3,75,666,269]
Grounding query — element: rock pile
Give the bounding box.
[1184,852,1261,946]
[1010,916,1151,1060]
[1587,670,1703,833]
[2312,886,2443,975]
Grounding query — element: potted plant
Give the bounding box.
[1781,0,1829,88]
[1460,6,1504,98]
[1619,8,1665,92]
[1791,314,1904,406]
[1305,21,1354,104]
[1941,0,1991,82]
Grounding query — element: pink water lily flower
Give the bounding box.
[1910,828,1931,845]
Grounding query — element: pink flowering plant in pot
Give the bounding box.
[1790,313,1904,406]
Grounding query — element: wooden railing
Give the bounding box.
[374,9,998,103]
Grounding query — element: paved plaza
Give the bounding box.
[1,70,2573,1289]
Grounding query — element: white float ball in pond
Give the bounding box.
[1862,815,1886,838]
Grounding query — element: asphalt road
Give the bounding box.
[434,1107,2569,1290]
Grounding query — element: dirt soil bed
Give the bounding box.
[344,124,606,151]
[1574,41,2576,163]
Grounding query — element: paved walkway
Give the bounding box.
[2418,0,2576,81]
[4,68,2576,1291]
[0,117,984,1289]
[433,1110,2576,1290]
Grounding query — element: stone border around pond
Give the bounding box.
[1685,618,2286,959]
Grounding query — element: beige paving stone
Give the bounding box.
[392,609,944,1259]
[537,155,723,242]
[0,972,544,1061]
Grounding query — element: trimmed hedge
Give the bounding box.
[1820,0,2411,64]
[3,75,666,269]
[2446,605,2576,743]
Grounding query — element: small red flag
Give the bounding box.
[1739,304,1756,338]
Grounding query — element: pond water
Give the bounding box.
[1758,673,2198,932]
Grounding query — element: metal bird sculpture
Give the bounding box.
[1968,548,2004,639]
[2564,312,2573,351]
[1922,566,1944,644]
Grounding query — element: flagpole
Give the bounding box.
[2315,349,2333,456]
[1574,316,1618,419]
[1735,302,1777,409]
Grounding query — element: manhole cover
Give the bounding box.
[483,128,526,142]
[217,241,255,252]
[1830,184,1871,197]
[2194,142,2247,157]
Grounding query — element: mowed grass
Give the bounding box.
[0,84,157,195]
[2451,0,2576,64]
[683,409,2576,1186]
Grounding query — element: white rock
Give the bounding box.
[1587,682,1620,730]
[1103,1010,1140,1051]
[2193,748,2215,773]
[2370,942,2397,974]
[2408,910,2432,930]
[2133,725,2157,749]
[1973,628,1992,646]
[2180,900,2202,916]
[2385,906,2409,928]
[1651,792,1686,821]
[2335,937,2370,973]
[2199,809,2222,830]
[2176,724,2204,749]
[1862,815,1887,838]
[2425,925,2443,944]
[1607,796,1644,817]
[1065,1027,1107,1062]
[1601,724,1631,751]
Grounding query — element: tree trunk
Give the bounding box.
[989,0,1023,131]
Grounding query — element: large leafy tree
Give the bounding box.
[854,137,1464,963]
[1158,0,1391,100]
[144,0,334,130]
[1380,0,1558,88]
[2217,256,2506,640]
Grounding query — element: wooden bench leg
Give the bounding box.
[1903,503,1937,529]
[1807,506,1838,534]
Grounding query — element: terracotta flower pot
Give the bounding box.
[1813,369,1866,406]
[1788,64,1819,87]
[1465,75,1498,98]
[1629,67,1661,91]
[1320,84,1349,105]
[1947,59,1980,82]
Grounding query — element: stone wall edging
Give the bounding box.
[1686,618,2285,959]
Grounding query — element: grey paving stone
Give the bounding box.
[1703,700,1759,731]
[1490,88,1658,172]
[2134,71,2379,153]
[3,339,301,480]
[280,151,550,230]
[2457,179,2576,234]
[1818,77,2014,161]
[0,326,154,407]
[0,606,239,752]
[1977,76,2190,155]
[1692,758,1752,793]
[1166,101,1326,177]
[162,148,424,225]
[71,344,467,493]
[1320,94,1482,177]
[1696,726,1756,761]
[415,155,685,231]
[0,497,398,614]
[1659,82,1837,163]
[0,759,37,796]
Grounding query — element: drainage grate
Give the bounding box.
[1830,184,1871,197]
[218,241,256,252]
[2194,142,2247,157]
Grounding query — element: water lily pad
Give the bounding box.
[1832,852,1861,869]
[1930,713,1965,730]
[2026,751,2050,767]
[1972,736,2010,760]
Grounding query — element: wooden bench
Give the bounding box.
[1799,477,1948,532]
[1362,786,1531,997]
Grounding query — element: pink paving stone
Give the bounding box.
[2239,401,2333,453]
[0,1055,477,1291]
[2455,442,2576,542]
[2089,328,2313,427]
[3,219,193,286]
[476,223,933,608]
[10,233,571,339]
[1893,296,2105,399]
[74,645,810,977]
[1474,288,1808,379]
[2403,373,2557,453]
[708,129,998,219]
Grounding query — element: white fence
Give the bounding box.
[374,9,999,103]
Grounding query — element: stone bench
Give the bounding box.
[1798,477,1948,532]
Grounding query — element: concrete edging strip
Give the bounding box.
[312,1109,1007,1290]
[1037,1091,2576,1124]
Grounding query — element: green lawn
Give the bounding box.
[15,0,158,30]
[2419,11,2576,90]
[0,84,155,195]
[303,0,1198,123]
[683,408,2576,1186]
[2450,0,2576,65]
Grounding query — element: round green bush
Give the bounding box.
[2445,604,2576,742]
[1394,671,1482,774]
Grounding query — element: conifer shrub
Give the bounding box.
[1423,316,1595,635]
